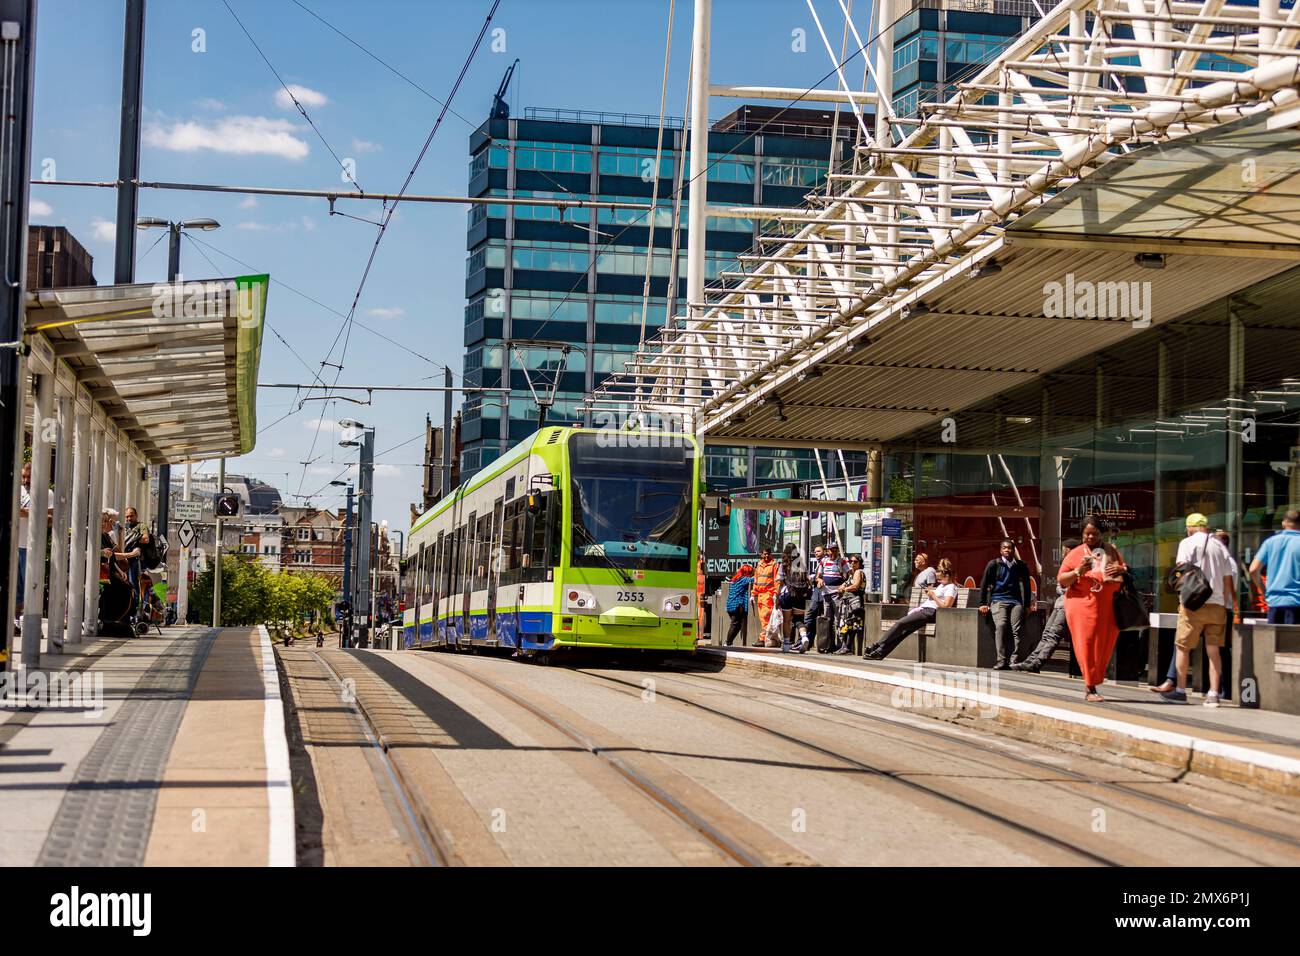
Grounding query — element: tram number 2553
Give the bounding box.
[616,590,647,603]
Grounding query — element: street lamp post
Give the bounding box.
[340,420,374,646]
[136,216,220,610]
[331,479,354,647]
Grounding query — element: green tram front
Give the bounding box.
[403,428,701,655]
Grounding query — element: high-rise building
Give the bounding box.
[460,103,859,484]
[889,0,1041,118]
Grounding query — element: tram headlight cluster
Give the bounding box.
[663,594,691,613]
[566,589,595,610]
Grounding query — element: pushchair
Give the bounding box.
[135,572,165,637]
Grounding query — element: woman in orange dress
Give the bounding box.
[753,547,778,646]
[1057,516,1128,702]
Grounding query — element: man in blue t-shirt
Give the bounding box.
[1250,510,1300,624]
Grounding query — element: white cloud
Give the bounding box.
[374,464,402,477]
[144,115,309,161]
[194,97,225,111]
[267,447,286,458]
[300,215,316,233]
[351,138,381,154]
[366,307,404,320]
[90,217,115,243]
[236,221,274,231]
[239,196,258,209]
[275,84,328,110]
[29,199,52,217]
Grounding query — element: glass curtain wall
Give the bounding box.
[881,266,1300,613]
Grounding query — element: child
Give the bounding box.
[725,564,755,647]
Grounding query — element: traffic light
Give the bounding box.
[215,494,241,518]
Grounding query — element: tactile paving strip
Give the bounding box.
[36,629,217,867]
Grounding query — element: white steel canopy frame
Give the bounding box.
[582,0,1300,437]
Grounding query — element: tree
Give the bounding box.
[189,555,335,638]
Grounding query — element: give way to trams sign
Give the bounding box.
[173,500,203,523]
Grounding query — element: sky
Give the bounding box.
[30,0,871,535]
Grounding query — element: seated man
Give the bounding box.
[863,559,958,660]
[1010,592,1069,672]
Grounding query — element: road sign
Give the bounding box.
[881,518,903,537]
[174,500,203,522]
[177,519,196,549]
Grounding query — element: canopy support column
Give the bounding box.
[82,422,103,639]
[66,403,90,646]
[47,391,73,651]
[20,371,54,666]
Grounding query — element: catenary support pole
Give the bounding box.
[0,0,38,666]
[442,367,453,496]
[113,0,144,284]
[213,457,223,628]
[685,0,711,320]
[177,461,190,622]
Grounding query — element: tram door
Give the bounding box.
[487,497,503,640]
[461,513,475,640]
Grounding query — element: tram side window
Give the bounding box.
[511,500,527,575]
[420,543,433,604]
[444,527,456,601]
[477,513,491,590]
[491,498,505,584]
[460,515,475,595]
[499,501,518,584]
[434,532,443,604]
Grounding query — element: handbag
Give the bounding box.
[1164,537,1213,611]
[1113,570,1150,631]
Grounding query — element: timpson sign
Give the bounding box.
[1065,489,1150,530]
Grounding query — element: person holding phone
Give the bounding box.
[1057,516,1127,702]
[864,559,958,660]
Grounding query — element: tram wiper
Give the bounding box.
[572,522,633,584]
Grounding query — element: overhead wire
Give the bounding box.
[221,0,363,193]
[294,0,503,498]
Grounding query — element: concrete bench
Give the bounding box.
[1233,621,1300,715]
[864,587,980,661]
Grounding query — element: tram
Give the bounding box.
[402,426,700,658]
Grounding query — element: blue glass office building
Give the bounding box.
[461,105,855,485]
[890,0,1040,117]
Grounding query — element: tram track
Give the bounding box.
[309,650,450,867]
[652,665,1300,858]
[411,652,811,866]
[554,664,1126,866]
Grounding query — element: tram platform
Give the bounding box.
[0,626,294,866]
[701,645,1300,799]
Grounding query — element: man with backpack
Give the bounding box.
[1156,513,1235,706]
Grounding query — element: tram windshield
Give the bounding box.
[568,433,695,573]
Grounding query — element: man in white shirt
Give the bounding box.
[911,552,936,591]
[1157,513,1235,706]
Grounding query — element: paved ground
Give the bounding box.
[0,626,291,867]
[286,647,1300,867]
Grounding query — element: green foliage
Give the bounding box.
[888,474,915,504]
[189,555,335,638]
